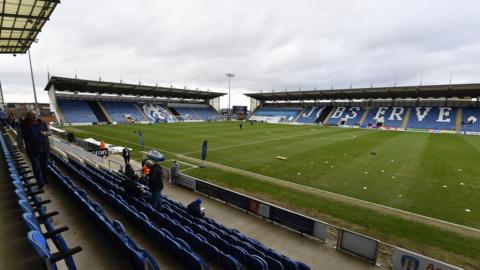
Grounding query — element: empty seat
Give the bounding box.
[220,253,244,270]
[246,255,268,270]
[28,231,82,270]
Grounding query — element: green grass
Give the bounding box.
[64,122,480,268]
[66,122,480,228]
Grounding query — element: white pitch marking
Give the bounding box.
[465,209,471,213]
[57,131,480,235]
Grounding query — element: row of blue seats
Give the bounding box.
[0,133,82,270]
[174,107,220,121]
[102,101,147,122]
[462,107,480,132]
[57,99,99,123]
[296,107,325,123]
[51,154,210,270]
[48,160,162,270]
[76,155,311,270]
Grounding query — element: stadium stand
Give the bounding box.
[406,107,456,130]
[326,107,364,126]
[250,107,302,123]
[101,101,147,123]
[48,161,161,270]
[296,106,326,123]
[171,105,220,121]
[362,107,407,128]
[57,99,98,124]
[461,107,480,132]
[46,77,225,125]
[139,103,177,122]
[0,133,82,270]
[50,151,311,270]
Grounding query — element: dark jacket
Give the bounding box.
[122,148,130,158]
[187,202,204,218]
[20,119,51,155]
[120,179,143,198]
[148,164,164,192]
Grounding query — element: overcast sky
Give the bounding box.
[1,0,480,108]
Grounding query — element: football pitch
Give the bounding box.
[65,122,480,267]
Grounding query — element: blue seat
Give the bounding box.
[180,249,208,270]
[176,237,192,252]
[189,233,204,250]
[266,256,284,270]
[22,213,78,269]
[246,254,268,270]
[202,241,221,263]
[28,230,82,270]
[216,237,231,253]
[165,236,183,257]
[230,245,248,264]
[220,253,244,270]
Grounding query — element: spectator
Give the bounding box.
[120,178,144,198]
[187,198,205,218]
[147,160,164,210]
[99,141,108,157]
[124,164,139,181]
[0,108,7,126]
[170,160,180,187]
[122,147,131,165]
[20,110,52,189]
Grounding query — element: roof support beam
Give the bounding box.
[0,13,49,20]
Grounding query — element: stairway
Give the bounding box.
[292,108,305,123]
[87,101,109,123]
[97,102,113,122]
[455,107,463,132]
[134,103,148,121]
[322,107,335,124]
[358,108,370,126]
[402,107,412,129]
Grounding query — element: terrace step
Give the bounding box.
[455,107,463,132]
[402,107,412,129]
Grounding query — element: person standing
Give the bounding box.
[20,110,52,189]
[170,160,180,187]
[122,147,130,165]
[187,198,205,218]
[147,160,164,210]
[0,108,7,127]
[239,122,243,130]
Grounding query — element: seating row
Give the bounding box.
[0,133,82,270]
[51,154,209,269]
[60,152,311,270]
[47,160,162,270]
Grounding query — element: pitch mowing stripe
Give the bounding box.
[64,130,480,236]
[180,129,357,155]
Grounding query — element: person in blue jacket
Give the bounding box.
[19,110,52,188]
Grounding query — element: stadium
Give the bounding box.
[1,1,479,270]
